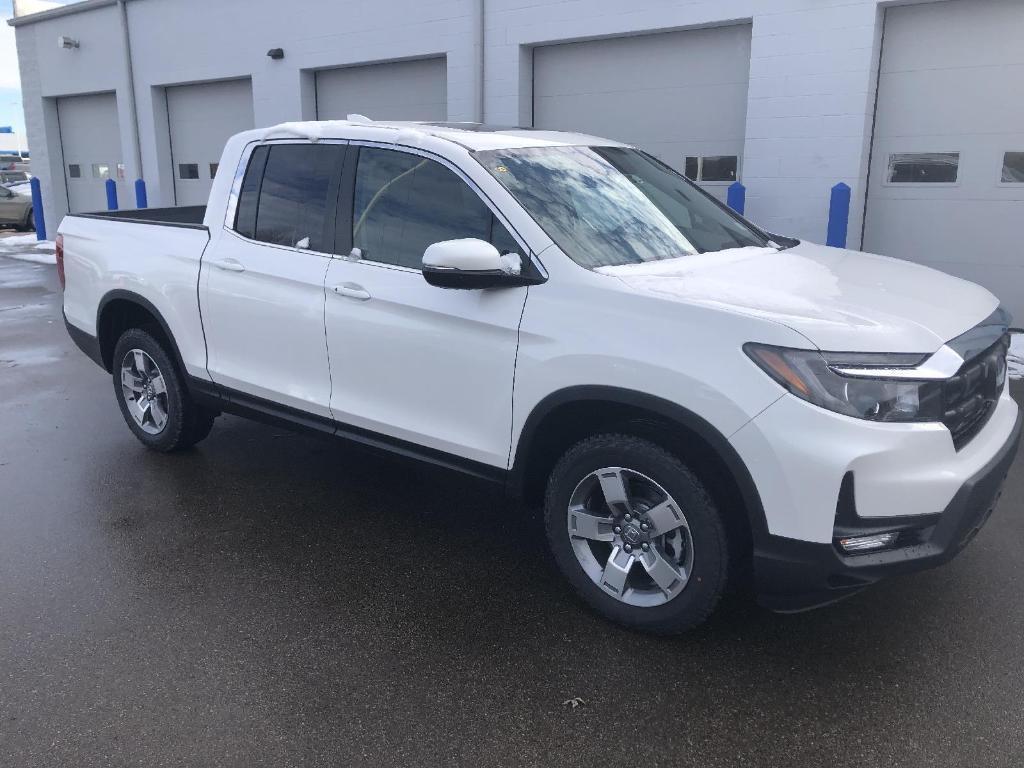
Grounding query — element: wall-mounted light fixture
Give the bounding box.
[267,48,284,60]
[57,35,80,50]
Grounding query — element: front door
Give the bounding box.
[200,141,345,418]
[324,145,528,469]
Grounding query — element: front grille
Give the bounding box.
[942,334,1009,450]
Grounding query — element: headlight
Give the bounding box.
[744,343,944,422]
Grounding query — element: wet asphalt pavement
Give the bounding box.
[1,242,1023,767]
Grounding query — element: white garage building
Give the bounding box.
[10,0,1024,316]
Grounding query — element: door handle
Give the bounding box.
[332,282,371,301]
[208,258,245,273]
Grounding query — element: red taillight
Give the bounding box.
[55,234,65,290]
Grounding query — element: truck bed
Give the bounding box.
[71,205,208,229]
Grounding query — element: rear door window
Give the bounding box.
[234,143,344,251]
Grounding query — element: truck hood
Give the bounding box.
[596,241,999,353]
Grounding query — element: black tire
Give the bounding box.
[25,210,35,232]
[112,328,216,452]
[544,434,729,634]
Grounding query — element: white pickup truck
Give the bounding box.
[59,119,1021,633]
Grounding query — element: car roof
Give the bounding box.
[244,118,629,152]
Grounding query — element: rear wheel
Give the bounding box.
[544,434,729,634]
[17,210,34,232]
[112,328,215,452]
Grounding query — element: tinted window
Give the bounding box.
[1001,152,1024,183]
[684,156,699,180]
[887,152,959,183]
[683,155,738,182]
[700,155,738,182]
[253,144,343,251]
[178,163,199,180]
[233,145,268,239]
[353,147,514,269]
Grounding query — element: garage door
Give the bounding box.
[315,58,447,121]
[167,79,254,207]
[864,0,1024,318]
[533,25,752,201]
[57,92,125,214]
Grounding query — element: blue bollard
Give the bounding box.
[29,177,47,241]
[726,181,746,215]
[105,178,118,211]
[826,182,851,248]
[135,178,148,209]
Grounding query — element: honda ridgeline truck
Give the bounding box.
[59,120,1022,633]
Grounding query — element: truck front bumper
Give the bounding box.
[752,406,1022,612]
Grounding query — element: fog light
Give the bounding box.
[837,532,899,553]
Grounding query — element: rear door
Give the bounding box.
[323,145,528,469]
[199,141,346,418]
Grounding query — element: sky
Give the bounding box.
[0,1,71,137]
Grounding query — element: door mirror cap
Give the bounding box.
[422,238,536,289]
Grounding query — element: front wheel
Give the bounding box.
[544,434,729,634]
[112,328,215,452]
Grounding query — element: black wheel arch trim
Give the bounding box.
[95,289,191,383]
[507,385,770,537]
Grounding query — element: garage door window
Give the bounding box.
[1001,152,1024,184]
[179,163,200,180]
[887,152,959,183]
[68,164,81,179]
[352,147,514,269]
[684,155,738,183]
[92,164,110,180]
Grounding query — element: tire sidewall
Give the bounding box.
[112,328,188,451]
[545,437,728,633]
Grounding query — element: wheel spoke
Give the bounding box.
[121,368,143,392]
[149,398,167,429]
[645,498,687,536]
[599,545,635,596]
[126,397,147,426]
[597,468,632,516]
[640,547,686,596]
[568,507,615,541]
[133,350,148,377]
[150,375,167,395]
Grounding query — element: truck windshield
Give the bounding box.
[475,145,769,269]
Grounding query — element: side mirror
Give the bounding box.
[422,238,532,289]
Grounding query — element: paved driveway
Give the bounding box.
[2,252,1023,767]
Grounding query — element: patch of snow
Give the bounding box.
[1009,334,1024,380]
[0,234,57,265]
[0,249,56,266]
[1,233,54,249]
[499,252,522,276]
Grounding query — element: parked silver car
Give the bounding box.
[0,185,34,231]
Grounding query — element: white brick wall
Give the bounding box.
[10,0,942,246]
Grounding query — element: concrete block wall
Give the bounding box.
[12,0,926,246]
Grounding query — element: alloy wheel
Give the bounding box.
[119,348,169,435]
[567,467,694,607]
